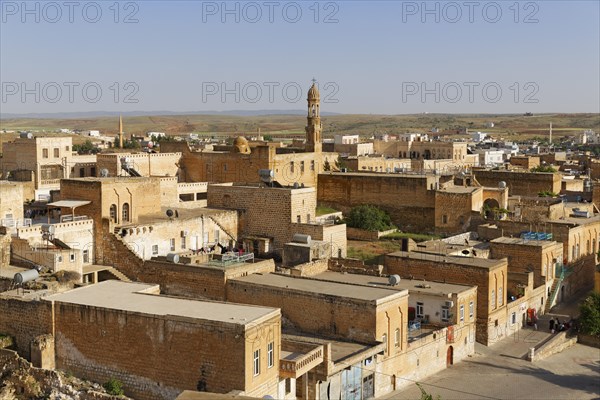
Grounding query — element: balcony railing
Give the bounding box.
[1,218,32,228]
[279,346,324,379]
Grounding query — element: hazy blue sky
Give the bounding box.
[1,0,599,114]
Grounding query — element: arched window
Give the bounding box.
[109,204,117,222]
[122,203,130,222]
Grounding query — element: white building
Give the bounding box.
[471,132,487,143]
[88,130,101,137]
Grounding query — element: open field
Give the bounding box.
[1,113,599,144]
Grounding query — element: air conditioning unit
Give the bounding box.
[181,230,189,237]
[445,300,454,308]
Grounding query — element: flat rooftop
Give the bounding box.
[129,206,232,226]
[439,186,481,194]
[321,172,446,178]
[387,251,506,269]
[312,271,475,296]
[230,273,407,303]
[491,237,560,247]
[45,280,278,325]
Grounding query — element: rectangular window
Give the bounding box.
[170,238,176,251]
[152,245,158,255]
[70,253,75,262]
[511,312,516,325]
[253,349,260,376]
[416,302,424,318]
[54,148,60,158]
[290,161,294,173]
[491,290,496,309]
[42,148,49,158]
[181,236,186,250]
[310,160,315,171]
[300,161,305,172]
[83,250,89,263]
[297,215,301,223]
[285,379,291,394]
[469,301,474,319]
[80,168,85,177]
[65,146,69,151]
[382,333,387,351]
[498,286,503,306]
[267,342,274,368]
[394,328,400,347]
[459,305,464,322]
[441,306,450,322]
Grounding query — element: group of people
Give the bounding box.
[549,317,572,333]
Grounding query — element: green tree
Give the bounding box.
[263,134,273,142]
[335,155,347,171]
[345,205,395,232]
[72,140,99,154]
[579,292,600,336]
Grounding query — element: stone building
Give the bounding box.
[374,136,468,164]
[317,172,507,235]
[208,183,346,257]
[385,251,508,345]
[58,177,237,264]
[226,273,408,398]
[490,237,563,296]
[473,169,562,197]
[0,181,26,229]
[160,82,337,187]
[1,281,282,400]
[0,136,97,200]
[96,152,181,178]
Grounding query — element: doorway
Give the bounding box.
[446,346,454,367]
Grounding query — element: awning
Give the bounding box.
[47,200,91,208]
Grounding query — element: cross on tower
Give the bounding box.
[311,77,317,85]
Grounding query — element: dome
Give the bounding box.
[307,82,320,100]
[233,136,251,154]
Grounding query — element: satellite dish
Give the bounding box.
[100,168,109,177]
[166,209,174,218]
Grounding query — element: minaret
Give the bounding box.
[549,123,553,145]
[119,114,124,148]
[305,79,322,153]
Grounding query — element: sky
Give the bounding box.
[0,0,599,115]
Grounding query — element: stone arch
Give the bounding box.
[483,198,500,219]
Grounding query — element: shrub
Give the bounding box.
[344,205,395,232]
[103,378,124,396]
[579,292,600,337]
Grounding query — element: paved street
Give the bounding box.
[383,330,600,400]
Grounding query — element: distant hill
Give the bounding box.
[0,110,341,119]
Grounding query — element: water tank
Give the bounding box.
[258,169,274,183]
[14,269,39,285]
[166,253,180,263]
[41,224,55,234]
[20,132,33,139]
[388,275,401,286]
[292,234,311,244]
[498,181,507,189]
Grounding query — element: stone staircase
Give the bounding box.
[207,215,237,242]
[545,278,562,313]
[104,266,132,282]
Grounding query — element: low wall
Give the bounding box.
[328,258,383,276]
[289,259,329,277]
[530,331,577,361]
[346,228,397,241]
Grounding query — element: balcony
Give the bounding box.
[279,345,324,379]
